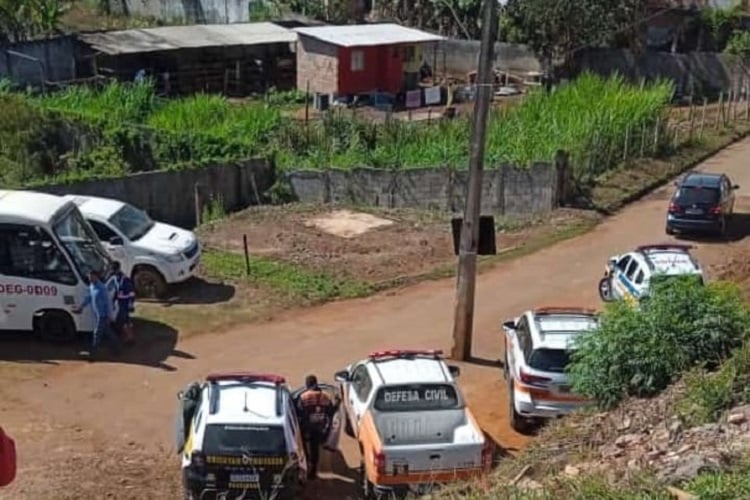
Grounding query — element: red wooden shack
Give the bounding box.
[294,23,443,98]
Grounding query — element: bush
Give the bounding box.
[568,276,749,408]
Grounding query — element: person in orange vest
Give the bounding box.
[296,375,335,480]
[0,427,16,487]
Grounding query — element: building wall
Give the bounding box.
[338,45,403,95]
[113,0,253,24]
[287,163,566,215]
[296,35,339,94]
[0,36,76,87]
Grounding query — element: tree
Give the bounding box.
[503,0,646,72]
[567,276,749,409]
[0,0,67,43]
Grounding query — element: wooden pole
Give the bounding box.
[452,0,498,362]
[653,116,661,154]
[640,122,646,157]
[623,124,630,162]
[689,96,696,141]
[194,183,202,226]
[243,234,251,275]
[699,98,707,137]
[716,92,723,129]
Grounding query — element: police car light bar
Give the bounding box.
[206,372,285,384]
[636,243,693,253]
[534,306,597,316]
[369,349,443,359]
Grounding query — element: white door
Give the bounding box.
[87,220,132,273]
[348,365,373,432]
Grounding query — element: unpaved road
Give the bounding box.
[4,139,750,499]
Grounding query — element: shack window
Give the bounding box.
[373,384,460,412]
[351,50,364,72]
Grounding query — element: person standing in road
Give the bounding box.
[296,375,335,480]
[111,261,136,345]
[72,269,121,360]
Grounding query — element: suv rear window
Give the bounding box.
[203,424,287,455]
[676,187,719,204]
[528,348,570,373]
[373,384,460,412]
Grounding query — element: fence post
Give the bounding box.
[699,98,707,138]
[640,122,646,157]
[688,96,696,141]
[243,234,251,275]
[716,92,724,129]
[194,182,202,226]
[653,117,661,154]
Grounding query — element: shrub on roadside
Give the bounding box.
[568,276,749,408]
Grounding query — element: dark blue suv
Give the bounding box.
[666,172,739,237]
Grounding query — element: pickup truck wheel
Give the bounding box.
[133,266,168,299]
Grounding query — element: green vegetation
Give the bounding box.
[568,276,749,409]
[0,73,673,186]
[200,248,372,303]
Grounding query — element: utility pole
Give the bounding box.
[451,0,498,361]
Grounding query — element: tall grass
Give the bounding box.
[277,72,673,173]
[12,73,673,182]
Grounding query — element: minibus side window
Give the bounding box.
[0,226,77,286]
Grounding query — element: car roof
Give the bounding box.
[680,172,723,188]
[635,246,701,276]
[528,308,598,351]
[64,195,125,219]
[0,190,71,225]
[202,381,287,426]
[367,357,452,386]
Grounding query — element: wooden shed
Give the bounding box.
[293,23,443,98]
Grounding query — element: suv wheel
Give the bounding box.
[133,266,168,299]
[598,277,613,302]
[508,379,528,434]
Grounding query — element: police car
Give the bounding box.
[502,307,598,433]
[175,372,308,500]
[598,244,704,304]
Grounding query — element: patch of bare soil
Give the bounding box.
[198,205,598,285]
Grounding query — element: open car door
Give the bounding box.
[291,383,343,452]
[174,382,202,454]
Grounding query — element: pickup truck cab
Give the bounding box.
[65,195,201,298]
[334,349,492,498]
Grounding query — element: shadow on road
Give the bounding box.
[674,213,750,244]
[305,449,358,499]
[0,317,193,371]
[467,356,502,369]
[140,278,236,306]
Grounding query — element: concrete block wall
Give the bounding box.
[39,160,274,228]
[287,163,563,215]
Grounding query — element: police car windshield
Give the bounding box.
[203,424,286,455]
[373,384,460,412]
[529,348,570,373]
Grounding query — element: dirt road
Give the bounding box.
[4,139,750,499]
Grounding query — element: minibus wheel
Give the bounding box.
[34,310,76,343]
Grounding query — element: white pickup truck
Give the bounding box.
[334,349,493,498]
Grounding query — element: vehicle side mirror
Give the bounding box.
[176,391,183,400]
[608,257,618,267]
[334,370,350,383]
[502,320,516,331]
[448,365,461,378]
[109,236,124,246]
[733,184,740,190]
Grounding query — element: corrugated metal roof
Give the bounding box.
[79,22,297,55]
[293,23,443,48]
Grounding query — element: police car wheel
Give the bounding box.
[508,381,528,434]
[34,310,76,343]
[598,277,613,302]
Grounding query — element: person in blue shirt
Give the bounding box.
[72,269,121,360]
[110,261,136,345]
